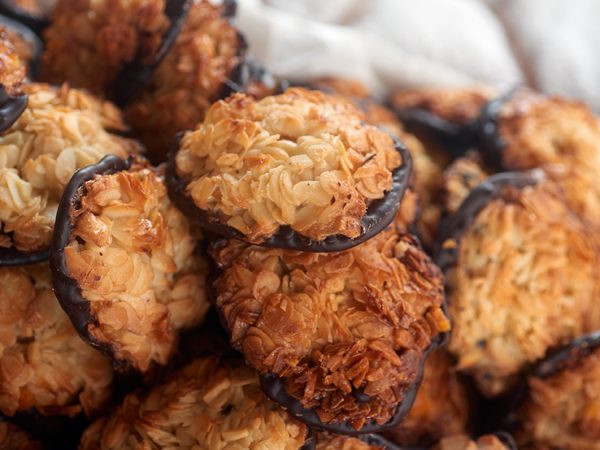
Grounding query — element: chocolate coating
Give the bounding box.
[49,155,132,363]
[0,2,49,35]
[492,432,517,450]
[0,245,48,266]
[436,169,545,272]
[259,340,441,436]
[111,0,193,106]
[475,87,521,169]
[167,135,413,253]
[532,331,600,379]
[0,83,26,131]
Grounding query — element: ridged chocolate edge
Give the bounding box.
[166,135,413,253]
[259,338,441,436]
[49,155,132,367]
[475,86,522,170]
[532,330,600,379]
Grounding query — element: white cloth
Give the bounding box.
[237,0,600,112]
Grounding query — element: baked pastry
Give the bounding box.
[0,264,113,417]
[0,82,138,265]
[50,156,209,371]
[478,88,600,231]
[437,170,600,397]
[389,87,494,154]
[384,350,471,446]
[79,356,309,450]
[211,227,449,432]
[168,87,411,251]
[0,421,43,450]
[515,332,600,450]
[303,77,444,248]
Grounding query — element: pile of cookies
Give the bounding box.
[0,1,599,449]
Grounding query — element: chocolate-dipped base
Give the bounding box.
[49,155,132,365]
[0,83,26,131]
[393,107,480,157]
[0,244,48,266]
[111,0,193,106]
[475,86,522,170]
[259,338,442,436]
[532,330,600,379]
[167,136,413,253]
[0,1,49,35]
[436,169,545,272]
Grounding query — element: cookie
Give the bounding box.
[50,156,209,371]
[168,87,412,251]
[437,171,600,397]
[212,228,449,432]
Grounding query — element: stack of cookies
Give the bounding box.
[1,1,599,449]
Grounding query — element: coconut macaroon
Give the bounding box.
[50,157,210,372]
[0,25,26,93]
[0,83,138,263]
[169,88,410,251]
[384,350,471,446]
[479,88,600,231]
[125,0,246,161]
[0,264,113,417]
[41,0,175,95]
[0,422,43,450]
[211,228,450,432]
[79,356,309,450]
[515,332,600,450]
[437,171,600,397]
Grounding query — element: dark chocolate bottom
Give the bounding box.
[259,342,438,436]
[0,2,48,36]
[167,136,413,253]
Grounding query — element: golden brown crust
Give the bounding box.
[517,347,600,450]
[496,91,600,231]
[0,422,43,450]
[390,87,493,126]
[176,87,402,243]
[41,0,170,94]
[125,0,243,160]
[444,181,600,397]
[64,163,209,371]
[79,356,308,450]
[0,82,137,252]
[434,435,511,450]
[384,350,471,446]
[0,265,113,417]
[212,228,449,429]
